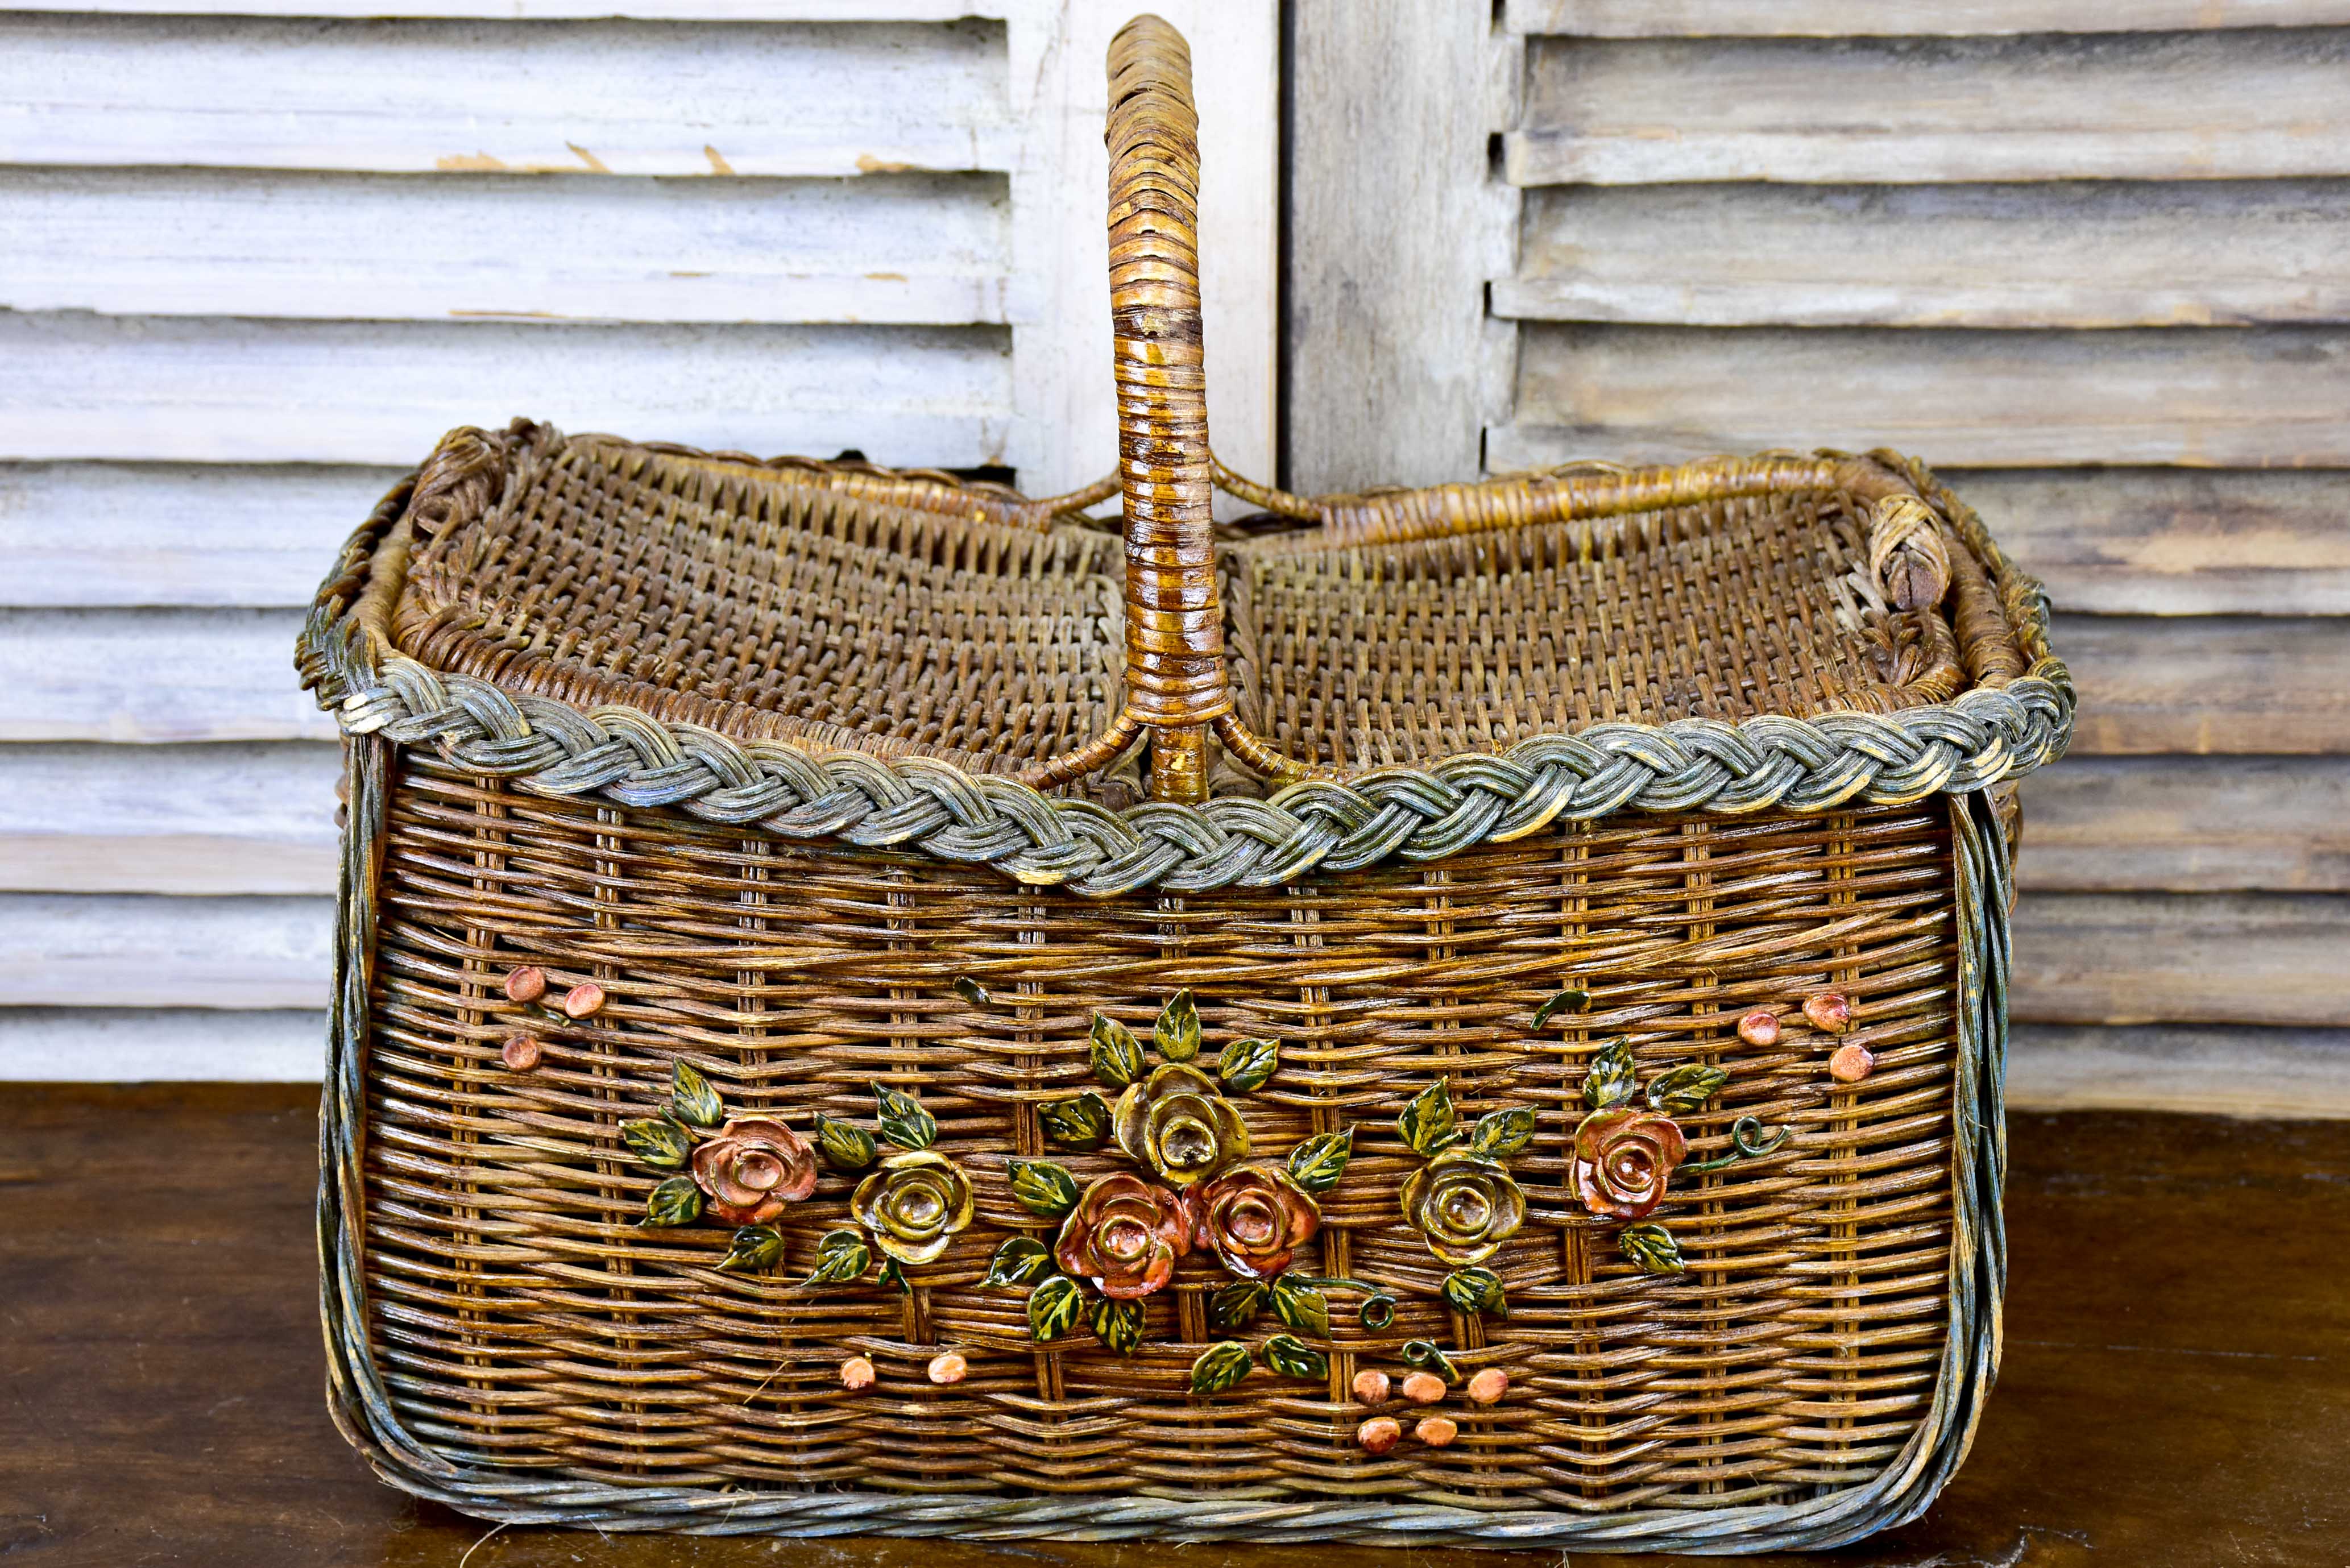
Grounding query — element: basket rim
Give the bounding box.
[295,432,2073,899]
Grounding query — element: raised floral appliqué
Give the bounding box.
[984,992,1359,1392]
[623,1061,971,1289]
[1395,1077,1534,1317]
[1536,986,1791,1276]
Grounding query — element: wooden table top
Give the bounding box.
[2,1084,2343,1567]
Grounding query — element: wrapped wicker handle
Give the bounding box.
[1105,15,1224,799]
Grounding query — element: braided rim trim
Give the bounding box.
[298,595,2070,897]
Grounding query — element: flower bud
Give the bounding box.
[1415,1415,1458,1447]
[1351,1368,1391,1404]
[1735,1009,1780,1047]
[926,1351,968,1386]
[840,1356,877,1391]
[1829,1043,1877,1084]
[1803,991,1853,1033]
[1465,1367,1510,1405]
[1357,1416,1402,1455]
[1401,1371,1447,1405]
[499,1033,542,1072]
[563,981,607,1019]
[503,966,547,1003]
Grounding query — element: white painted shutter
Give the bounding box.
[1285,1,2350,1114]
[0,0,1278,1077]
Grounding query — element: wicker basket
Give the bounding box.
[296,14,2073,1553]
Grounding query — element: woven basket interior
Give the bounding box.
[392,437,1942,779]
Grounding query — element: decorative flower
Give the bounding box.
[850,1148,976,1264]
[1111,1061,1250,1187]
[1398,1149,1527,1266]
[1053,1172,1190,1299]
[1183,1162,1320,1279]
[688,1115,819,1226]
[1571,1106,1687,1221]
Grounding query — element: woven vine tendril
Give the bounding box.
[297,602,2071,900]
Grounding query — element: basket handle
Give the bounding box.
[1106,14,1224,801]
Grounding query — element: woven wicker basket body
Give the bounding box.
[299,15,2072,1553]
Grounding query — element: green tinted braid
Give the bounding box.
[298,609,2069,902]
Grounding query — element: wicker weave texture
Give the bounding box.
[299,10,2059,1549]
[357,748,1966,1509]
[387,429,2034,795]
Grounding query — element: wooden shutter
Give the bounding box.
[0,0,1277,1076]
[1287,1,2350,1115]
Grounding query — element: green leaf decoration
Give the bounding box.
[619,1117,693,1171]
[1089,1296,1144,1357]
[1620,1222,1685,1275]
[1216,1035,1280,1094]
[1259,1333,1330,1382]
[1400,1339,1459,1383]
[1284,1126,1354,1193]
[641,1175,703,1227]
[1088,1013,1146,1091]
[1468,1105,1537,1159]
[983,1236,1054,1289]
[1267,1274,1331,1340]
[1397,1078,1460,1156]
[668,1059,726,1129]
[872,1081,938,1151]
[805,1227,871,1287]
[1006,1157,1081,1219]
[814,1112,878,1172]
[1208,1279,1267,1330]
[954,976,992,1007]
[1038,1092,1111,1150]
[716,1224,784,1274]
[1531,987,1591,1031]
[1441,1266,1510,1320]
[1189,1340,1254,1396]
[1154,990,1202,1062]
[1027,1274,1085,1342]
[1647,1063,1730,1116]
[1582,1040,1639,1110]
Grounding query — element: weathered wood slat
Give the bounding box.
[1282,0,1519,491]
[1499,181,2350,329]
[0,895,331,1009]
[0,1008,326,1081]
[0,464,402,609]
[2019,758,2350,893]
[2055,615,2350,756]
[0,313,1012,466]
[1495,325,2350,469]
[2007,1024,2350,1119]
[0,610,332,744]
[1507,1,2350,36]
[0,744,339,895]
[0,13,1010,177]
[5,609,2341,752]
[6,0,1001,15]
[1507,29,2350,186]
[0,168,1008,326]
[1955,470,2350,616]
[2012,892,2350,1028]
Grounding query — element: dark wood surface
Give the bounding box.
[3,1085,2344,1567]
